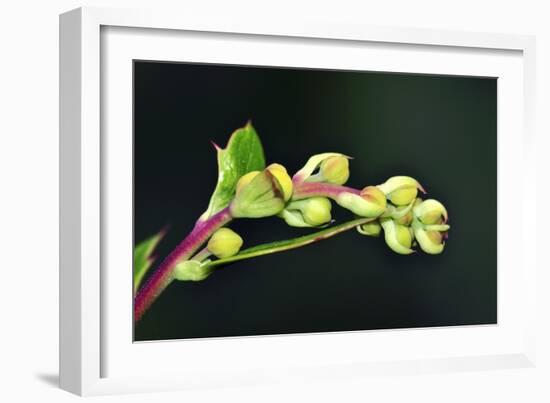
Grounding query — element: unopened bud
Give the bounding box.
[395,211,413,225]
[230,170,286,218]
[336,186,386,218]
[413,199,448,224]
[319,156,350,185]
[293,152,350,184]
[236,171,260,194]
[383,200,415,225]
[377,176,425,206]
[207,227,243,258]
[414,228,445,254]
[280,197,332,227]
[411,198,449,254]
[174,260,213,281]
[380,218,414,255]
[357,220,382,237]
[266,163,293,201]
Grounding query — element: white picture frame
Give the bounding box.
[59,6,537,396]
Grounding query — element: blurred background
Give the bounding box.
[133,61,496,341]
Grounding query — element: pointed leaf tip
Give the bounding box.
[133,228,167,293]
[210,140,222,152]
[201,123,266,220]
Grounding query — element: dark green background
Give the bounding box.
[133,61,497,341]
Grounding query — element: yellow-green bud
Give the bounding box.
[278,209,310,227]
[395,211,413,225]
[207,227,243,258]
[380,218,414,255]
[336,186,387,218]
[377,176,425,206]
[414,228,445,255]
[410,199,449,254]
[230,170,286,218]
[383,199,415,223]
[266,163,293,201]
[361,186,387,207]
[293,152,350,184]
[302,197,332,226]
[357,220,382,237]
[174,260,212,281]
[280,197,332,227]
[236,171,260,194]
[413,199,448,224]
[319,156,350,185]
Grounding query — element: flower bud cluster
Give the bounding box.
[358,194,449,255]
[136,125,452,321]
[229,153,449,258]
[290,153,389,224]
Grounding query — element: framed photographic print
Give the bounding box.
[60,7,537,396]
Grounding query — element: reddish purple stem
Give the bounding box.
[134,207,232,322]
[292,181,361,200]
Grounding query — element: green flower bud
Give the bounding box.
[357,220,382,237]
[293,152,350,183]
[411,199,449,254]
[236,171,260,194]
[413,199,448,224]
[230,170,286,218]
[377,176,425,206]
[280,197,332,227]
[413,228,445,255]
[174,260,213,281]
[278,209,311,227]
[266,163,293,201]
[300,197,332,226]
[336,186,387,218]
[395,211,413,226]
[207,227,243,258]
[382,199,415,223]
[380,218,414,255]
[319,156,350,185]
[361,186,388,208]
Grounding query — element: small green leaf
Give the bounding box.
[200,122,266,220]
[133,229,166,293]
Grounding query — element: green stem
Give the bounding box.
[202,217,374,270]
[192,247,212,262]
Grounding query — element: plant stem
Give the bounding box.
[135,183,366,322]
[134,207,232,322]
[292,182,360,200]
[203,216,375,270]
[191,247,212,262]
